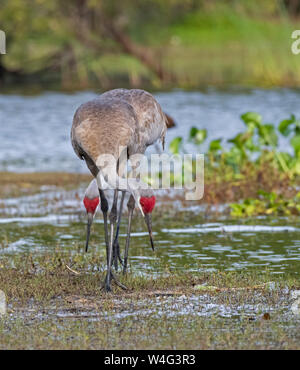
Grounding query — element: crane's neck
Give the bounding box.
[96,166,152,216]
[85,179,99,199]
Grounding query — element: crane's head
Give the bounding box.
[137,192,156,251]
[83,180,100,252]
[139,195,156,215]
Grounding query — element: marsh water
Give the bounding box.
[0,187,299,276]
[0,87,300,276]
[1,87,300,172]
[1,189,300,346]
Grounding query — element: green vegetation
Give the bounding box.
[0,252,299,350]
[2,251,297,303]
[0,172,91,198]
[1,0,300,89]
[230,190,300,217]
[1,297,300,350]
[170,111,300,216]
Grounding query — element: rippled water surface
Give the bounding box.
[0,188,299,276]
[1,87,300,172]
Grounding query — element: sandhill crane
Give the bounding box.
[99,89,167,271]
[81,96,175,270]
[71,89,167,292]
[82,114,175,267]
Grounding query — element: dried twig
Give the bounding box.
[65,264,81,275]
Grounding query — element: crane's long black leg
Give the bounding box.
[106,190,127,291]
[123,195,135,274]
[104,189,118,292]
[113,191,126,270]
[110,190,120,271]
[99,189,109,264]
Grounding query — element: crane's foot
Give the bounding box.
[111,271,127,290]
[102,271,127,292]
[104,272,112,292]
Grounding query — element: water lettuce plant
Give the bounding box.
[169,112,300,216]
[230,191,300,217]
[170,111,300,177]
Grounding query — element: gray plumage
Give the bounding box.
[71,89,166,291]
[71,89,167,177]
[71,97,139,171]
[100,89,167,151]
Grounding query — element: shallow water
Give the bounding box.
[14,289,295,322]
[1,87,300,172]
[0,189,299,276]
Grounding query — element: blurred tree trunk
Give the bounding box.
[103,22,172,83]
[284,0,300,16]
[59,1,174,84]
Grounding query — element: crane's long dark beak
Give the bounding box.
[85,213,93,252]
[144,213,154,251]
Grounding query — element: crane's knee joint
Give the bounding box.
[127,195,135,211]
[109,205,118,224]
[99,189,109,213]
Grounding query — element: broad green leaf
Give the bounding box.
[209,139,222,152]
[241,112,262,126]
[228,133,244,149]
[290,135,300,157]
[189,127,207,145]
[169,137,182,154]
[245,137,259,152]
[278,115,295,137]
[189,127,198,138]
[258,124,278,147]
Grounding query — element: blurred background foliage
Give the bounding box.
[0,0,300,89]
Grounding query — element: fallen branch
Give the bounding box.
[65,264,81,275]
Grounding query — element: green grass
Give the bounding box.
[162,9,299,87]
[1,311,300,350]
[0,251,300,349]
[4,251,295,304]
[0,172,91,198]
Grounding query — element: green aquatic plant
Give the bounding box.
[230,191,300,217]
[169,111,300,177]
[189,127,207,146]
[169,137,183,154]
[167,112,300,212]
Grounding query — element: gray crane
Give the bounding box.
[71,89,167,292]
